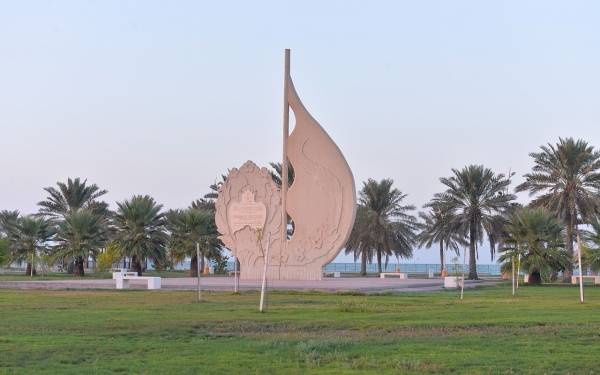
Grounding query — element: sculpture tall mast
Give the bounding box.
[279,48,357,279]
[216,49,356,281]
[281,49,290,248]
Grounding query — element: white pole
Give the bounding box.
[196,242,201,301]
[259,233,271,312]
[512,258,515,296]
[234,254,239,293]
[281,49,290,251]
[577,234,584,303]
[516,254,521,288]
[31,252,34,277]
[460,245,466,300]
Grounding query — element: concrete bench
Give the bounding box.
[444,276,464,288]
[380,272,406,279]
[323,271,340,278]
[571,275,600,285]
[112,271,161,290]
[112,271,137,279]
[229,271,240,276]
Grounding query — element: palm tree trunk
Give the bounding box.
[25,262,37,276]
[131,255,143,276]
[528,270,542,285]
[439,240,444,271]
[200,256,205,273]
[563,209,575,283]
[360,250,367,276]
[75,256,85,277]
[190,254,199,277]
[377,249,382,274]
[468,223,478,279]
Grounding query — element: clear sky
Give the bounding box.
[1,1,599,265]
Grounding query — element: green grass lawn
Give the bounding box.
[1,285,600,374]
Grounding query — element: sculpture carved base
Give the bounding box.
[241,267,281,280]
[280,266,323,281]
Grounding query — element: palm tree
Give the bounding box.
[0,210,20,237]
[498,208,568,285]
[52,211,108,277]
[190,199,215,213]
[427,165,516,279]
[268,161,294,189]
[345,178,420,275]
[37,178,109,220]
[417,209,466,273]
[203,175,228,200]
[168,209,222,277]
[0,237,9,266]
[582,221,600,273]
[345,205,374,275]
[0,211,20,267]
[192,175,228,212]
[515,138,600,282]
[7,216,54,276]
[269,161,295,239]
[112,195,168,276]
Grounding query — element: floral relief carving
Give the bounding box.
[310,237,323,249]
[293,244,306,262]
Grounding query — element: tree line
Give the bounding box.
[2,137,600,284]
[343,137,600,283]
[0,179,223,278]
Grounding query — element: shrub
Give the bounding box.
[213,255,229,274]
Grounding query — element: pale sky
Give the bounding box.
[1,1,599,265]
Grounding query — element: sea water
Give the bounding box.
[175,261,503,275]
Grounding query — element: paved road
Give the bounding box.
[0,276,484,293]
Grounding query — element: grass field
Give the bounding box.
[1,284,599,374]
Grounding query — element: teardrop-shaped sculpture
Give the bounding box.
[280,76,357,280]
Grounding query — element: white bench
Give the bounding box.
[571,275,600,285]
[323,271,340,278]
[444,276,464,288]
[112,270,137,279]
[380,272,406,279]
[112,270,161,290]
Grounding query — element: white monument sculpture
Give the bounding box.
[215,50,356,280]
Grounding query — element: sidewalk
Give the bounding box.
[0,276,484,293]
